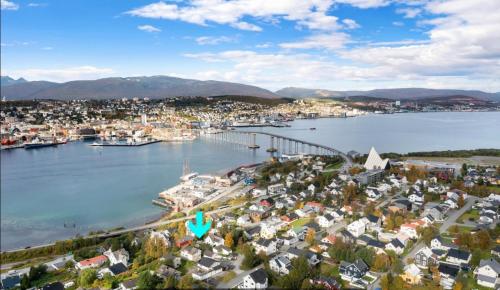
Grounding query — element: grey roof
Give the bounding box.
[256,238,275,247]
[121,279,138,289]
[109,262,128,275]
[198,257,218,268]
[354,259,369,272]
[368,239,386,249]
[477,274,497,284]
[390,238,405,249]
[41,282,65,290]
[447,248,471,261]
[438,263,459,277]
[287,247,303,257]
[249,268,268,284]
[1,276,20,290]
[479,258,500,273]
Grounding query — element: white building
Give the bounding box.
[347,220,366,237]
[241,268,268,289]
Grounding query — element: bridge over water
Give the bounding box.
[203,130,353,166]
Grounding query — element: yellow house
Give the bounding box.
[400,263,422,285]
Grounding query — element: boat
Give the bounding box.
[24,140,58,149]
[310,127,316,130]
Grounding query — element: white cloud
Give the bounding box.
[392,21,405,26]
[126,1,346,32]
[7,66,115,82]
[230,21,262,32]
[138,24,161,33]
[342,19,361,29]
[27,3,47,7]
[1,0,18,10]
[335,0,391,9]
[396,7,422,18]
[41,46,53,50]
[256,42,273,48]
[280,32,350,51]
[195,36,235,45]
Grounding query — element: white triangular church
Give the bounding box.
[364,147,390,170]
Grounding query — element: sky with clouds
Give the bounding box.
[1,0,499,92]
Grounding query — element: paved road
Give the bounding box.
[403,196,479,264]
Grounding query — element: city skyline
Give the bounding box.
[1,0,500,92]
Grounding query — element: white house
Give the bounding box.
[366,188,382,201]
[269,255,292,276]
[253,238,278,256]
[474,259,500,289]
[237,214,252,226]
[204,234,225,247]
[104,248,129,267]
[385,238,405,255]
[431,236,455,251]
[241,268,268,289]
[446,249,471,266]
[347,220,366,237]
[180,247,202,262]
[316,214,335,228]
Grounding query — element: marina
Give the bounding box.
[89,139,161,147]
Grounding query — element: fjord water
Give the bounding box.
[1,112,499,250]
[1,140,268,250]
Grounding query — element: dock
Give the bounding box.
[152,199,171,209]
[89,140,161,147]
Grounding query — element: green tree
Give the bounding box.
[241,245,259,270]
[137,271,162,289]
[79,269,97,288]
[102,273,118,289]
[278,256,310,289]
[177,274,194,289]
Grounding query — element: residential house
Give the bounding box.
[385,238,405,255]
[156,265,181,281]
[414,247,437,269]
[98,263,128,278]
[339,259,369,282]
[399,223,420,239]
[438,263,460,289]
[119,279,138,290]
[400,263,422,285]
[75,255,108,270]
[446,249,471,266]
[192,257,223,280]
[321,235,337,245]
[337,229,356,244]
[270,255,292,275]
[253,238,278,255]
[204,234,225,247]
[366,188,382,201]
[347,220,366,237]
[309,276,341,290]
[180,247,202,262]
[104,248,129,267]
[431,236,456,251]
[213,245,232,259]
[241,268,268,289]
[474,258,500,289]
[316,214,335,228]
[367,239,387,255]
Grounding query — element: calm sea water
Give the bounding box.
[1,112,499,250]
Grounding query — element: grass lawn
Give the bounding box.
[485,185,500,193]
[220,271,237,283]
[447,224,475,235]
[325,162,344,171]
[457,209,480,223]
[320,263,339,277]
[289,218,312,228]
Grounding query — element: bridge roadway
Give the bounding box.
[221,130,353,167]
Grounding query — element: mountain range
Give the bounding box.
[0,75,279,100]
[1,75,499,102]
[275,87,500,101]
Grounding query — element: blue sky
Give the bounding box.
[1,0,499,91]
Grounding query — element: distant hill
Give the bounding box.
[1,76,28,87]
[0,75,280,100]
[275,87,500,101]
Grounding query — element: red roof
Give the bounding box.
[78,255,107,266]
